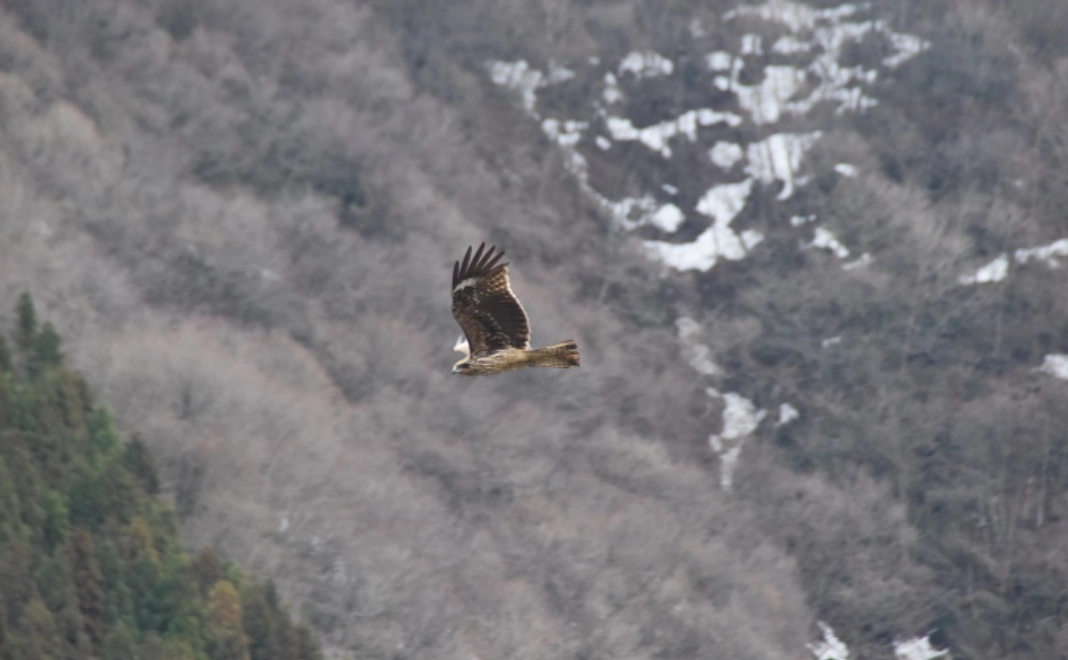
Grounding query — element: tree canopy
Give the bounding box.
[0,294,321,660]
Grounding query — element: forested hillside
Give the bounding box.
[0,295,320,660]
[0,1,1066,659]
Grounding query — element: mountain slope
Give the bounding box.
[0,1,1065,658]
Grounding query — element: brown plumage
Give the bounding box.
[451,243,580,375]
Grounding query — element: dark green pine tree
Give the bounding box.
[100,622,138,660]
[33,547,76,614]
[123,435,160,495]
[66,458,137,531]
[242,583,279,660]
[31,546,91,657]
[0,364,12,429]
[0,457,23,544]
[39,491,69,552]
[93,539,135,632]
[0,433,45,545]
[191,547,223,598]
[0,336,12,374]
[136,633,175,660]
[68,528,107,652]
[9,597,60,660]
[14,293,36,355]
[53,602,92,659]
[0,599,9,660]
[0,539,35,632]
[33,368,91,440]
[28,322,63,378]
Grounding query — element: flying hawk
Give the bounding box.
[451,243,580,375]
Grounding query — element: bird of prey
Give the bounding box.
[451,243,580,375]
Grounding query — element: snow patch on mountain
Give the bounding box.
[894,635,949,660]
[959,254,1008,285]
[644,180,760,271]
[707,389,767,493]
[618,50,674,78]
[676,317,724,377]
[710,141,745,169]
[807,621,948,660]
[835,163,858,177]
[808,226,851,259]
[808,621,849,660]
[1015,237,1068,267]
[1037,354,1068,381]
[604,109,741,158]
[777,403,800,426]
[541,118,588,147]
[746,132,823,200]
[488,60,573,115]
[959,236,1068,285]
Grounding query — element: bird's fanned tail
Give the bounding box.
[528,340,581,369]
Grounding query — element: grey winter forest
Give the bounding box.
[1,0,1067,658]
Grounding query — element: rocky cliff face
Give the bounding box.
[1,1,1066,658]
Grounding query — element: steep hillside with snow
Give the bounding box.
[1,0,1067,658]
[481,5,1068,655]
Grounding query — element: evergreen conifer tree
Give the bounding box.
[11,597,60,660]
[101,622,138,660]
[14,293,36,355]
[0,458,22,544]
[69,528,107,651]
[0,337,12,374]
[124,435,160,495]
[29,322,63,377]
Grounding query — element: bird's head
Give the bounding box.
[451,358,475,375]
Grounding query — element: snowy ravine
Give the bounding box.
[486,2,956,658]
[808,621,950,660]
[490,1,926,275]
[489,0,927,498]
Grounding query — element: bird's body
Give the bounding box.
[450,243,580,376]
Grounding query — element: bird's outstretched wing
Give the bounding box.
[451,243,531,357]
